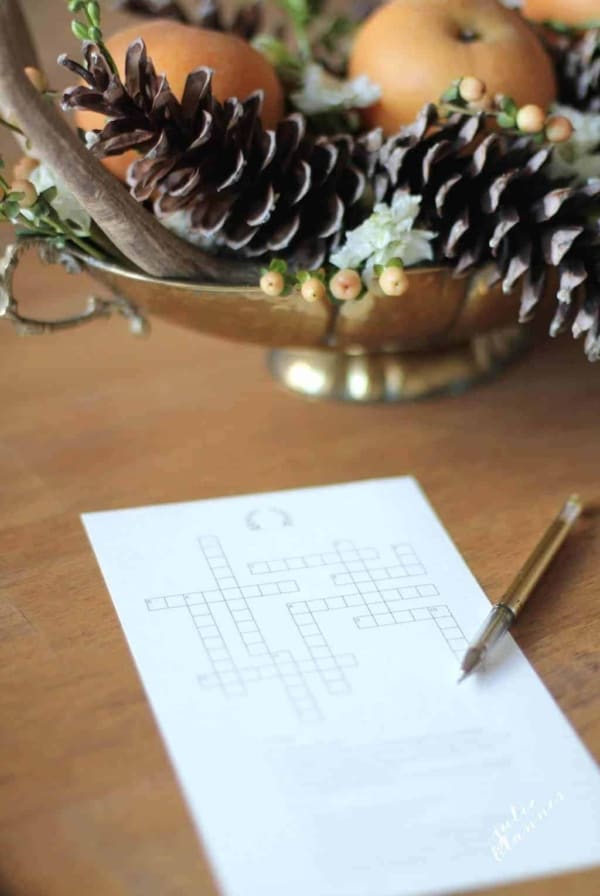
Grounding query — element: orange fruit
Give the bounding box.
[349,0,557,135]
[75,20,284,181]
[522,0,600,25]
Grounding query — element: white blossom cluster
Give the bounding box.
[331,191,436,281]
[291,63,381,116]
[549,105,600,183]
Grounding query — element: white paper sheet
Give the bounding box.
[82,477,600,896]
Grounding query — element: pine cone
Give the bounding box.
[554,28,600,113]
[115,0,264,41]
[61,41,380,268]
[115,0,188,22]
[375,105,600,358]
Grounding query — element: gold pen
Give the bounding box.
[459,495,583,682]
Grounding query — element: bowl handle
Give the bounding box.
[0,239,148,336]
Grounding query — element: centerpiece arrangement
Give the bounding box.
[0,0,598,400]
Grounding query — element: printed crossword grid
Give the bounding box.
[146,537,468,721]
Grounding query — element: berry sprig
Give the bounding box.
[259,259,410,302]
[440,76,574,144]
[66,0,118,75]
[0,155,114,261]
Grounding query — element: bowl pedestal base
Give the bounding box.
[268,326,529,403]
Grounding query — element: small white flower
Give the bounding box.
[291,63,381,116]
[159,209,220,251]
[27,162,91,235]
[84,130,100,150]
[331,191,436,281]
[549,105,600,183]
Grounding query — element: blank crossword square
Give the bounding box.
[216,576,237,588]
[418,584,438,597]
[223,587,242,599]
[293,612,312,625]
[278,581,298,594]
[260,583,278,596]
[412,608,432,620]
[241,585,260,598]
[305,634,326,647]
[345,560,364,572]
[250,562,269,574]
[400,586,418,599]
[357,583,377,594]
[233,609,253,622]
[289,602,308,614]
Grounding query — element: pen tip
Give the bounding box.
[457,672,468,684]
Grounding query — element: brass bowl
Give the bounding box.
[0,238,528,402]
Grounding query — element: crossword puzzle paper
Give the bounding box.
[82,477,600,896]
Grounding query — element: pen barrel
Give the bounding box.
[502,497,582,616]
[470,605,514,661]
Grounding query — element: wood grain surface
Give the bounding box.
[1,3,599,895]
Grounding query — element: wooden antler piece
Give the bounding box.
[4,0,39,68]
[0,1,257,283]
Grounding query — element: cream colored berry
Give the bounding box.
[12,156,39,182]
[516,104,546,135]
[260,270,285,297]
[24,66,47,93]
[329,269,362,301]
[545,115,574,144]
[301,277,326,303]
[11,179,38,208]
[379,265,409,297]
[459,76,486,104]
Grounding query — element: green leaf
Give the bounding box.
[71,20,89,41]
[41,186,58,203]
[86,1,101,27]
[440,82,461,104]
[269,258,288,274]
[68,1,86,12]
[498,95,518,117]
[4,201,21,218]
[497,112,516,130]
[88,25,102,43]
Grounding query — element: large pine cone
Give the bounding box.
[61,41,380,268]
[115,0,264,40]
[375,105,600,358]
[554,28,600,113]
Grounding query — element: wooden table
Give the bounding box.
[1,4,599,894]
[1,241,599,896]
